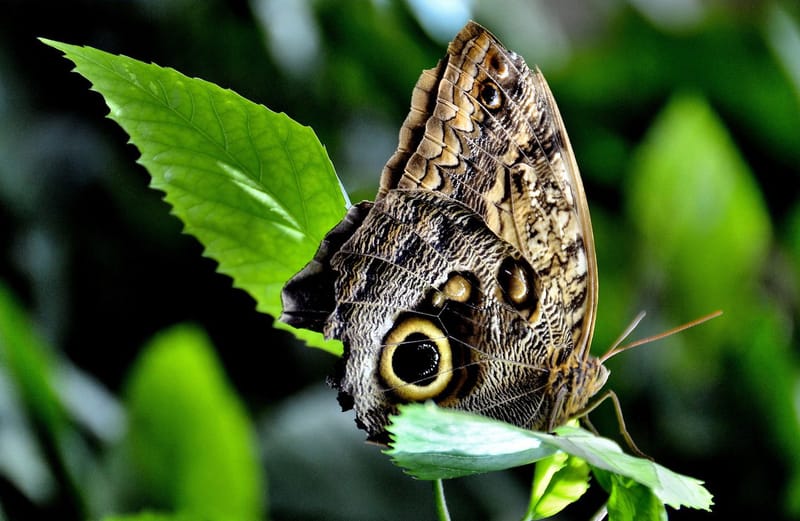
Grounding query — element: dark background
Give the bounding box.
[1,0,799,519]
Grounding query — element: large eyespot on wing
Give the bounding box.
[379,316,453,401]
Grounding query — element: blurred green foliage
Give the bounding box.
[1,0,799,520]
[123,325,264,520]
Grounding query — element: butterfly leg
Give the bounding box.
[579,414,599,436]
[576,390,650,460]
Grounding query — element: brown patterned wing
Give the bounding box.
[379,21,597,358]
[325,189,573,441]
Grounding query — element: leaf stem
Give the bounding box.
[590,503,608,521]
[433,479,451,521]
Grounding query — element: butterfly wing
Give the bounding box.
[328,189,570,441]
[379,21,597,358]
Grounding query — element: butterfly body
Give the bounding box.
[281,21,604,443]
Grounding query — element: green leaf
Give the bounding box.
[546,426,711,511]
[526,451,590,520]
[123,324,265,521]
[41,39,346,354]
[595,469,668,521]
[385,402,559,480]
[627,93,770,324]
[387,404,712,512]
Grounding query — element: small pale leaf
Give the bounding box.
[527,451,591,519]
[595,469,668,521]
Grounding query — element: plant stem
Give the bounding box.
[590,503,608,521]
[433,479,451,521]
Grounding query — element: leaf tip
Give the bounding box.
[38,37,73,54]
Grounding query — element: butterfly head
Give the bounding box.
[547,356,609,430]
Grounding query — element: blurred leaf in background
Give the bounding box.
[0,282,86,518]
[121,324,265,521]
[0,281,265,520]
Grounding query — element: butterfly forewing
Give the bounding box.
[380,22,596,354]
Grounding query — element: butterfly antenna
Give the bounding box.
[600,310,723,363]
[600,310,647,362]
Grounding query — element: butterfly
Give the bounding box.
[281,21,610,444]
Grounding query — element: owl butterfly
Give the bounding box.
[281,21,608,444]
